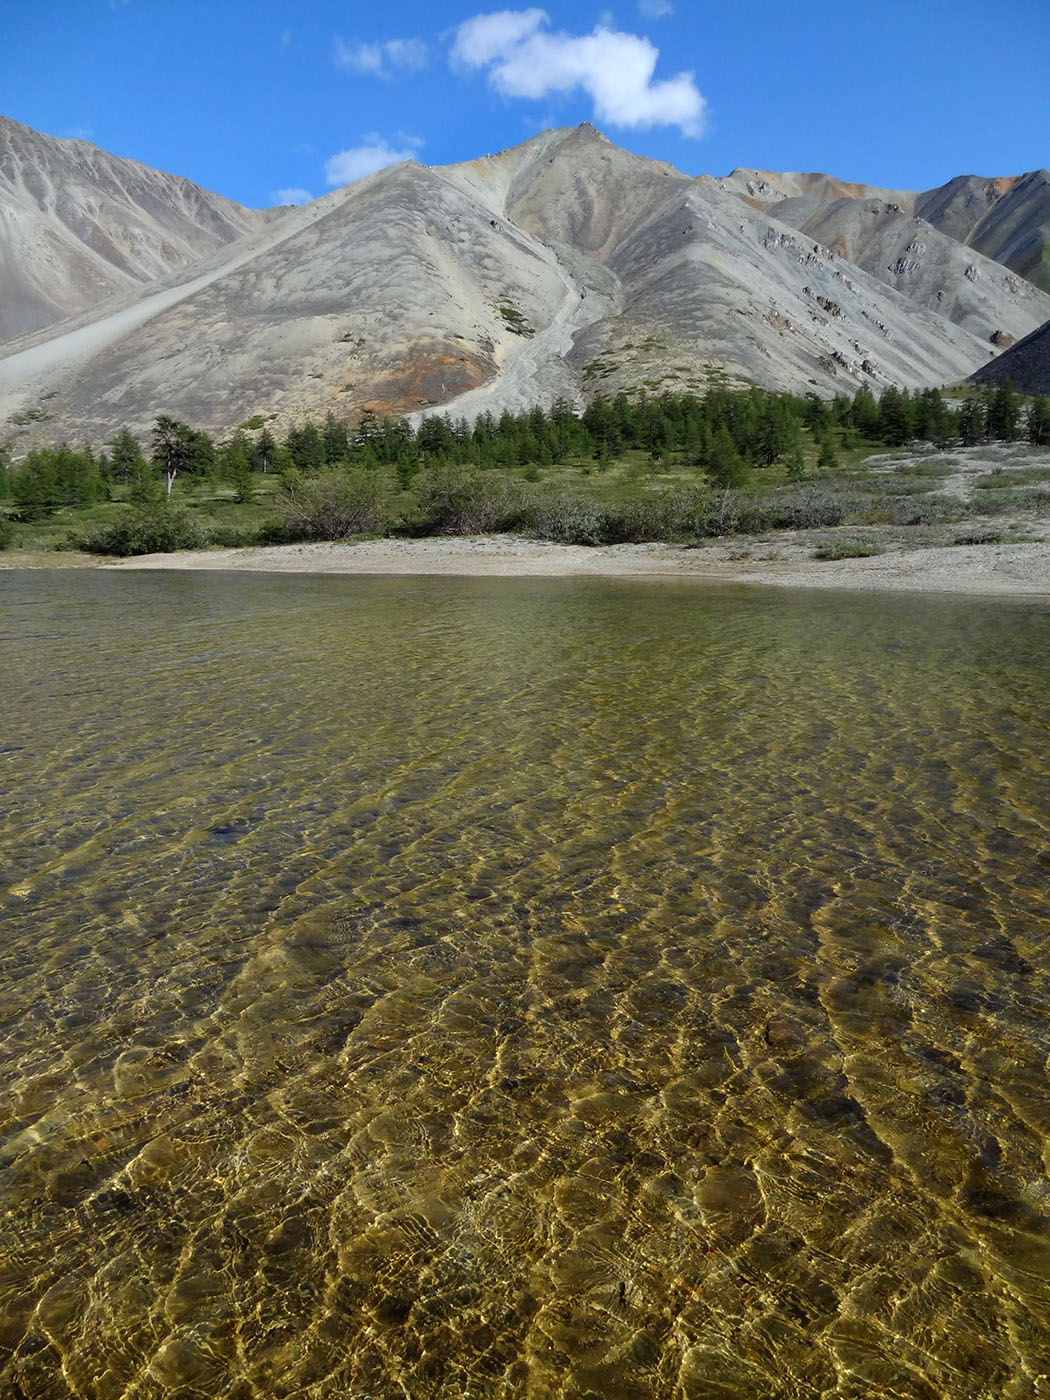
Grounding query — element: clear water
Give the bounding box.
[1,570,1049,1399]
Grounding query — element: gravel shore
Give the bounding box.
[98,531,1050,597]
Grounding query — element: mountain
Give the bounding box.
[0,115,276,344]
[719,165,1050,303]
[915,172,1050,291]
[970,317,1050,394]
[2,121,1049,446]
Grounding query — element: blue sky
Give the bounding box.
[2,0,1048,209]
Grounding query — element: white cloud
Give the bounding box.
[274,187,313,205]
[450,10,704,137]
[638,0,673,18]
[333,36,428,78]
[451,8,547,66]
[324,134,423,186]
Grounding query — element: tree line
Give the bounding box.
[1,381,1048,522]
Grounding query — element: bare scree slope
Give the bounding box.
[1,116,1048,442]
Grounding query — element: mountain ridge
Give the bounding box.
[0,115,279,345]
[2,119,1049,445]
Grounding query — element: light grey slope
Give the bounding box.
[0,115,275,344]
[502,123,689,256]
[448,130,995,403]
[715,168,909,209]
[721,163,1050,298]
[763,196,1050,342]
[566,177,991,398]
[917,171,1050,293]
[0,158,582,442]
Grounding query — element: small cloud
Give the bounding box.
[450,8,547,66]
[324,134,423,186]
[638,0,673,18]
[274,187,313,205]
[450,9,705,137]
[333,35,428,78]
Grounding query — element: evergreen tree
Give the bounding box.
[878,386,914,446]
[322,412,350,465]
[816,431,840,472]
[705,424,749,488]
[986,380,1022,441]
[851,386,882,438]
[219,433,255,502]
[285,423,325,473]
[250,427,279,474]
[151,417,196,496]
[109,427,147,489]
[1027,394,1050,446]
[958,394,987,446]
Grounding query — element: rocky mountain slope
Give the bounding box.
[970,318,1050,394]
[719,165,1050,303]
[0,116,275,344]
[1,121,1049,446]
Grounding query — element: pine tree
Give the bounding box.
[151,417,195,496]
[109,427,147,489]
[705,424,749,488]
[1027,394,1050,446]
[986,380,1021,441]
[816,431,840,472]
[958,395,987,446]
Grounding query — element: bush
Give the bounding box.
[413,465,524,535]
[77,503,208,556]
[524,492,609,544]
[0,513,13,550]
[275,468,390,541]
[812,536,884,560]
[683,483,856,538]
[952,529,1003,546]
[881,493,969,526]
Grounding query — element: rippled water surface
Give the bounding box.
[2,570,1050,1399]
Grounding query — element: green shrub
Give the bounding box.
[683,484,856,538]
[812,536,884,560]
[413,465,524,535]
[275,468,390,541]
[952,529,1003,545]
[602,494,684,543]
[0,513,13,550]
[78,503,208,556]
[206,525,267,548]
[524,492,609,545]
[881,493,969,526]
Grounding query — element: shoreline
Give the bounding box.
[81,532,1050,596]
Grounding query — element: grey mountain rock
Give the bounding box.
[969,317,1050,394]
[0,115,276,344]
[721,164,1050,298]
[1,121,1048,445]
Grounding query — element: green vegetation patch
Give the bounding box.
[497,304,534,337]
[812,536,885,561]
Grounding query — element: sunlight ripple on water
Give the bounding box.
[1,570,1049,1399]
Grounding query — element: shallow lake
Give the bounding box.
[2,569,1049,1399]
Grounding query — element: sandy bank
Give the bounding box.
[98,533,1050,597]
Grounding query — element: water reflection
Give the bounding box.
[1,571,1049,1398]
